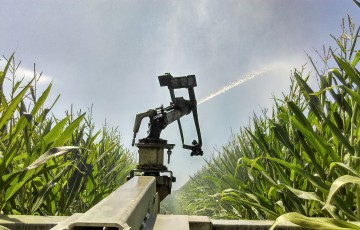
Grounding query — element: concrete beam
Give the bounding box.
[51,176,158,230]
[0,214,67,230]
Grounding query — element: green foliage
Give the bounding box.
[177,12,360,227]
[0,56,135,215]
[270,212,360,230]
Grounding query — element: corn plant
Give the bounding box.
[0,55,135,215]
[178,4,360,226]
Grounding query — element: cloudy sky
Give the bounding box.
[1,0,359,189]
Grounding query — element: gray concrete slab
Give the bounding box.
[153,214,190,230]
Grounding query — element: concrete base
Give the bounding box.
[153,215,190,230]
[189,216,212,230]
[0,214,307,230]
[3,214,360,230]
[212,219,298,230]
[0,215,67,230]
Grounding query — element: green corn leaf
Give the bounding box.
[284,185,322,202]
[271,122,301,161]
[328,88,352,118]
[0,116,35,177]
[308,86,336,97]
[270,212,360,230]
[332,111,344,130]
[288,99,343,161]
[26,146,79,170]
[351,50,360,67]
[30,82,52,116]
[0,80,32,130]
[1,170,23,189]
[350,26,360,60]
[353,0,360,8]
[12,80,22,95]
[13,153,28,162]
[308,87,354,156]
[240,157,278,186]
[3,162,72,206]
[324,175,360,210]
[0,94,8,108]
[31,163,69,213]
[221,191,279,219]
[43,116,69,144]
[329,68,348,87]
[62,167,87,212]
[323,115,354,155]
[332,35,347,55]
[295,130,326,179]
[0,53,14,94]
[330,162,360,177]
[240,156,265,172]
[287,101,312,129]
[52,113,85,147]
[333,54,360,87]
[0,225,10,230]
[291,116,332,162]
[3,116,28,146]
[267,157,329,193]
[4,169,36,204]
[293,71,324,120]
[34,94,60,125]
[246,126,292,185]
[340,85,360,104]
[282,185,338,218]
[34,116,69,151]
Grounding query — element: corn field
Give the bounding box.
[0,55,135,216]
[177,8,360,228]
[2,2,360,230]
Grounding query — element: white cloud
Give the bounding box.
[16,67,52,85]
[0,59,52,85]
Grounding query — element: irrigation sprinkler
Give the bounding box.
[129,73,203,202]
[42,74,205,229]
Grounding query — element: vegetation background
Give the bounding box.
[0,57,135,215]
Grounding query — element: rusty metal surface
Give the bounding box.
[50,176,157,230]
[138,146,165,166]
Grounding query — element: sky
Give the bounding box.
[1,0,359,189]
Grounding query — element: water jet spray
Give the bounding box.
[198,67,276,105]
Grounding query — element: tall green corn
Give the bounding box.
[178,8,360,224]
[0,56,135,215]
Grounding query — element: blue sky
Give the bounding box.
[1,0,359,189]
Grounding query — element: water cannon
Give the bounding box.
[129,73,203,202]
[132,74,203,156]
